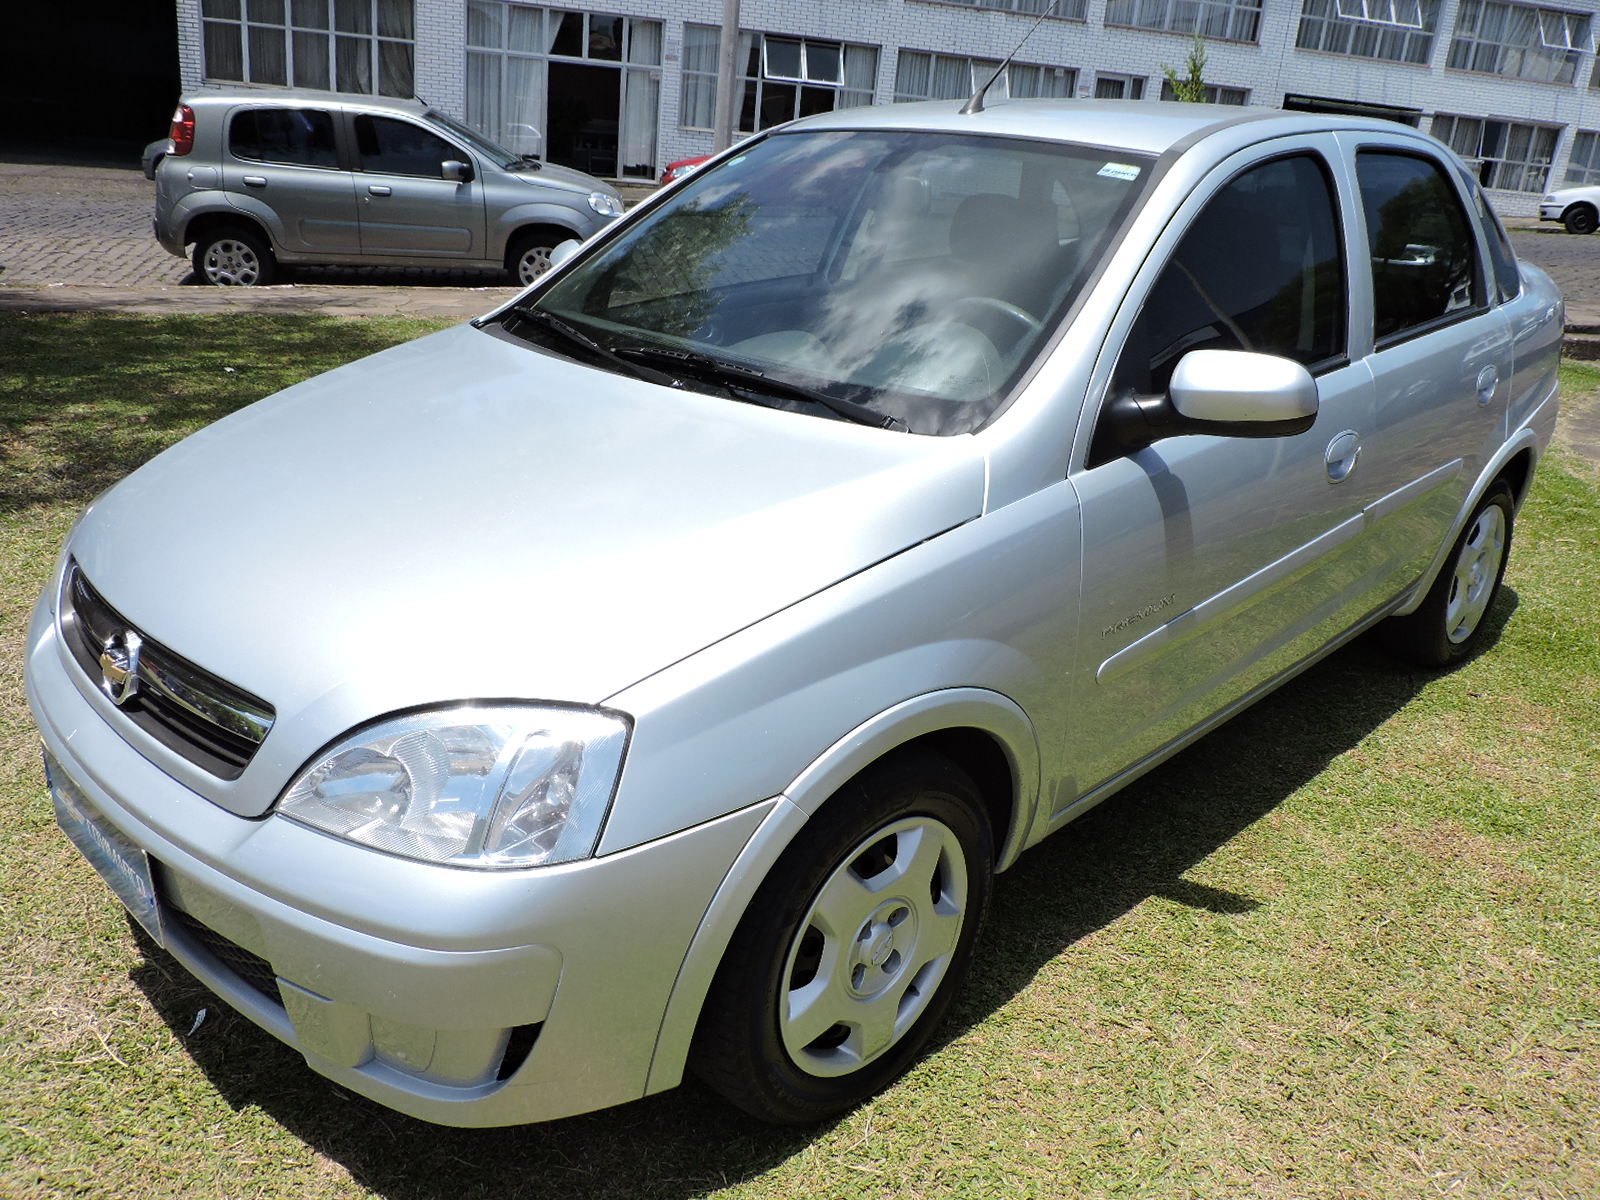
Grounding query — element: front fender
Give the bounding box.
[489,201,594,256]
[641,686,1039,1098]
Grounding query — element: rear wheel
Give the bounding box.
[693,751,993,1125]
[192,226,277,286]
[1381,481,1514,667]
[1563,204,1598,235]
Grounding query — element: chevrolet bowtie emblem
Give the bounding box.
[99,630,144,706]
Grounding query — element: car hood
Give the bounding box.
[68,323,983,810]
[507,161,618,196]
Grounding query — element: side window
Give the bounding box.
[1471,183,1522,303]
[1113,153,1347,400]
[355,116,459,178]
[1355,151,1482,344]
[229,108,338,168]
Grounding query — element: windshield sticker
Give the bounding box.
[1097,163,1142,181]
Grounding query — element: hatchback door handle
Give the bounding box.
[1325,429,1361,483]
[367,185,392,197]
[242,175,267,187]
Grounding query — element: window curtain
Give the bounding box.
[619,20,661,176]
[681,24,718,127]
[840,44,877,107]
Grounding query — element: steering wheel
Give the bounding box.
[946,296,1041,352]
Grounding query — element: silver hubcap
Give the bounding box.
[204,239,262,286]
[1445,504,1506,643]
[517,246,554,285]
[779,816,968,1079]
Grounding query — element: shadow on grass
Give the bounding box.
[119,590,1518,1200]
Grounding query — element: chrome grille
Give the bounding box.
[59,561,274,780]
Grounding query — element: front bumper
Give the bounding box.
[1539,203,1565,222]
[26,595,771,1126]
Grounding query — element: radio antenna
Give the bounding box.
[960,0,1069,115]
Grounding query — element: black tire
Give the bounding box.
[1381,481,1514,668]
[506,226,569,286]
[192,226,277,286]
[1563,205,1598,235]
[692,751,994,1125]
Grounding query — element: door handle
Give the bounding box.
[242,175,267,187]
[1476,365,1499,405]
[367,185,392,197]
[1325,429,1361,483]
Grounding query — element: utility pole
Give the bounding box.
[712,0,740,151]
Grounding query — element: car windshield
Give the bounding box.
[425,109,523,169]
[522,128,1153,434]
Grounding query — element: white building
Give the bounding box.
[176,0,1600,213]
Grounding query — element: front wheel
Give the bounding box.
[192,227,277,286]
[693,751,993,1124]
[1563,205,1598,235]
[506,227,569,286]
[1381,481,1514,667]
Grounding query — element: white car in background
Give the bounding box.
[1540,184,1600,234]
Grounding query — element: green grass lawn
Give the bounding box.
[2,313,1596,1199]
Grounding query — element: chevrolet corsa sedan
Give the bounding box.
[27,101,1562,1127]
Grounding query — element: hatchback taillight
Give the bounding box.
[169,105,195,156]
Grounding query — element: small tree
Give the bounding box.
[1162,32,1209,103]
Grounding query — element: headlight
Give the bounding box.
[588,190,624,218]
[278,705,629,869]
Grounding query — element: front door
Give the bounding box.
[1065,139,1382,805]
[351,114,487,259]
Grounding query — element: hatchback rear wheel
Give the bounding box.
[193,227,277,286]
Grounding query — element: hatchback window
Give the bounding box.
[229,108,338,168]
[1112,153,1347,400]
[355,115,461,177]
[1356,151,1482,344]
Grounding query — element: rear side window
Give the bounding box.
[1113,153,1347,399]
[229,108,338,168]
[1356,151,1482,344]
[355,115,459,178]
[1472,184,1522,303]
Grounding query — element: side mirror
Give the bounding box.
[548,239,582,269]
[442,159,475,184]
[1102,349,1318,456]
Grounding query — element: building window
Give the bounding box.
[679,27,877,133]
[1446,0,1589,84]
[1159,79,1250,103]
[467,3,662,178]
[894,51,1075,102]
[201,0,414,96]
[1105,0,1264,43]
[1565,130,1600,183]
[1296,0,1440,64]
[922,0,1089,17]
[1094,72,1146,98]
[1432,113,1560,191]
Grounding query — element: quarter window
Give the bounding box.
[1355,151,1482,344]
[1113,154,1347,402]
[229,108,339,167]
[355,115,459,177]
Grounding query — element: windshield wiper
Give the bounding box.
[613,345,906,432]
[503,309,681,388]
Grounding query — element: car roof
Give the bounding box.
[179,87,430,119]
[787,98,1431,159]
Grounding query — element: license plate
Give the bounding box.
[46,752,165,946]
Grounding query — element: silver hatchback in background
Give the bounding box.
[152,88,624,285]
[32,100,1562,1129]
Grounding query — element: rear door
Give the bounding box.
[351,114,488,259]
[1344,138,1512,591]
[225,106,359,255]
